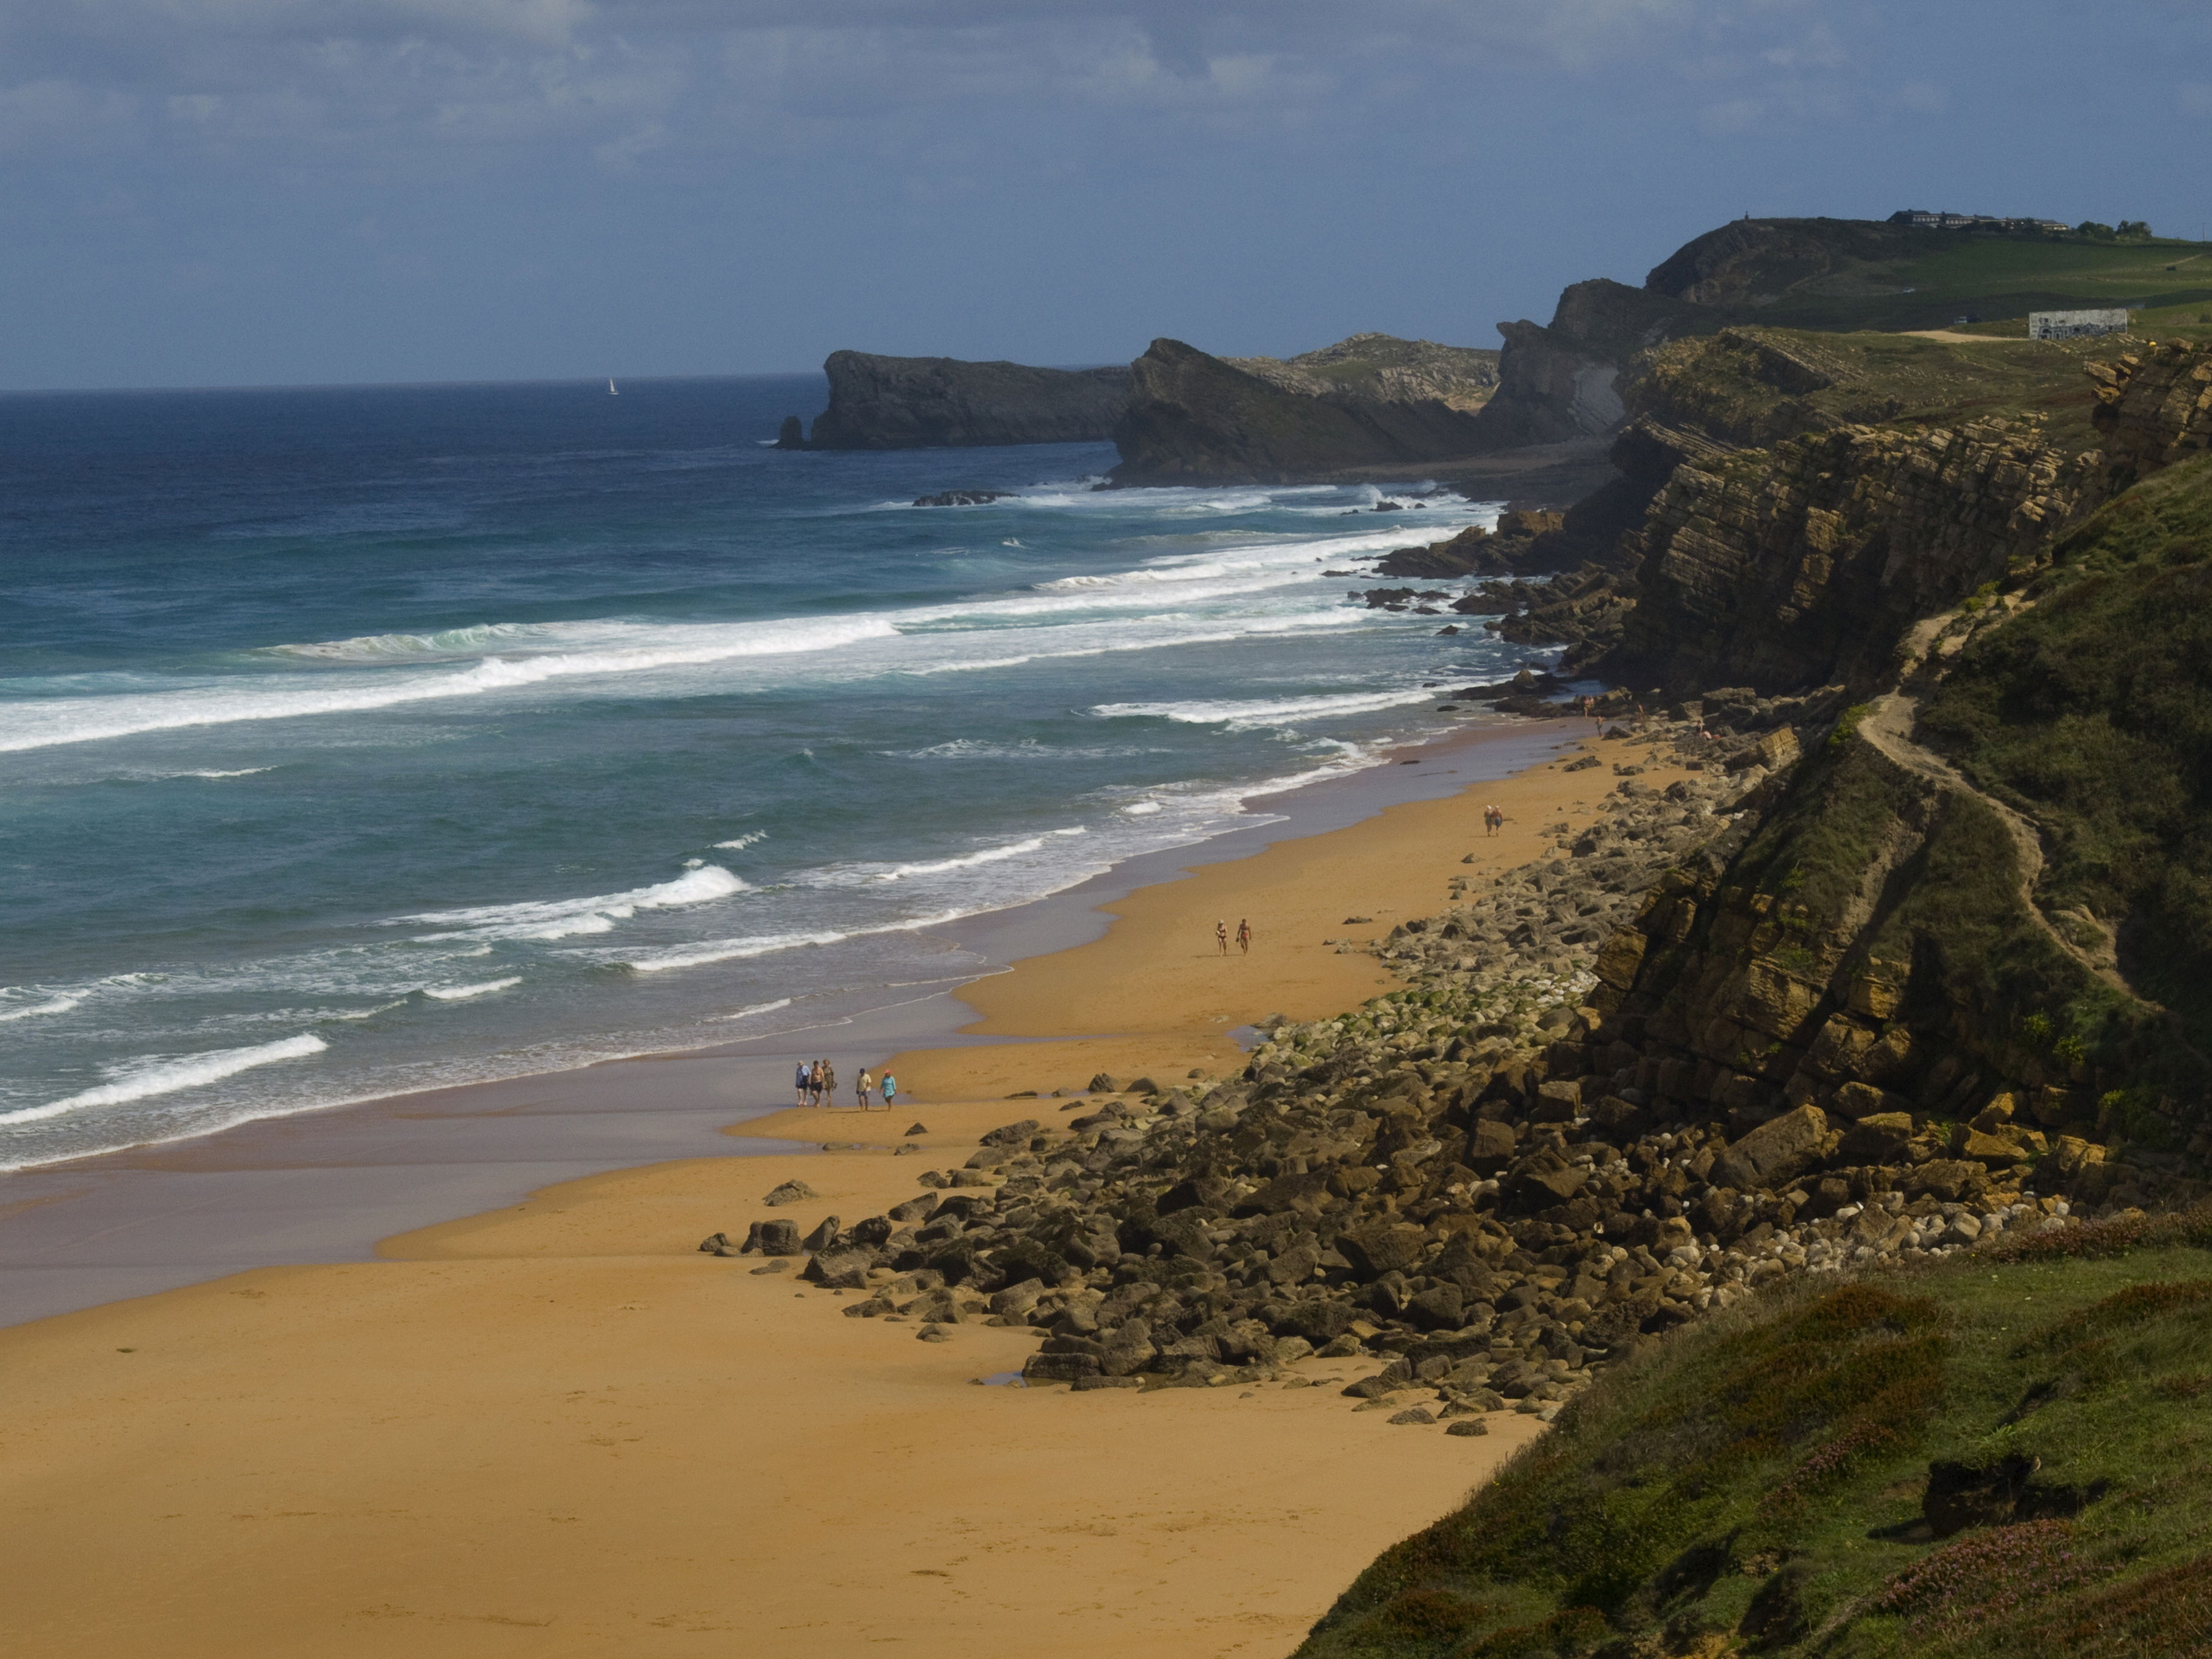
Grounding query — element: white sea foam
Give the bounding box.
[271,622,561,662]
[0,616,899,754]
[872,828,1085,882]
[0,1033,329,1127]
[1090,685,1441,730]
[713,831,769,850]
[623,930,849,973]
[1119,800,1164,816]
[423,977,522,1000]
[0,993,84,1024]
[714,997,793,1021]
[401,864,745,942]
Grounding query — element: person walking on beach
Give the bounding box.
[1215,919,1229,955]
[1236,917,1252,955]
[856,1067,874,1110]
[794,1059,811,1108]
[880,1071,897,1111]
[820,1059,837,1108]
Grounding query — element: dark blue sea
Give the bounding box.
[0,375,1533,1167]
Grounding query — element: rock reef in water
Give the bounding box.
[804,352,1131,449]
[1108,333,1501,486]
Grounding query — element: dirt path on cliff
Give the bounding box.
[1860,609,2135,999]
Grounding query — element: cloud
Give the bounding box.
[0,0,1869,171]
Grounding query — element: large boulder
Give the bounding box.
[1337,1222,1429,1280]
[1712,1105,1831,1192]
[741,1218,803,1256]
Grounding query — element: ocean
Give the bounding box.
[0,374,1538,1170]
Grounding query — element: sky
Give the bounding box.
[2,1,2208,391]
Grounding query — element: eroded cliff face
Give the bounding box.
[1108,335,1497,486]
[2090,338,2212,478]
[1461,280,1707,452]
[806,352,1131,449]
[1608,420,2091,694]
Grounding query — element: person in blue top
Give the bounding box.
[794,1060,811,1108]
[880,1071,897,1111]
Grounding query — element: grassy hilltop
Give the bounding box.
[1648,219,2212,335]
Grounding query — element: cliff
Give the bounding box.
[1460,278,1708,451]
[1107,335,1498,486]
[803,352,1131,449]
[1609,419,2092,694]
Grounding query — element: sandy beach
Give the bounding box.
[0,720,1686,1657]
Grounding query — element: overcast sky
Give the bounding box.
[2,1,2207,390]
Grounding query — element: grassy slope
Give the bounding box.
[1634,326,2117,451]
[1751,233,2212,333]
[1296,1212,2212,1659]
[1917,452,2212,1090]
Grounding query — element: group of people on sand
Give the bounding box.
[1482,803,1509,837]
[796,1057,896,1111]
[1213,917,1253,956]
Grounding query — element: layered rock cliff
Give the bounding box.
[803,352,1131,449]
[1107,335,1498,486]
[1607,419,2093,694]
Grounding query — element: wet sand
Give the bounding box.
[0,722,1682,1658]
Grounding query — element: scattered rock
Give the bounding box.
[913,489,1015,508]
[762,1180,817,1207]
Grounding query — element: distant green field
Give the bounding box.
[1753,232,2212,333]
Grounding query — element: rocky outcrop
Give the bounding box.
[2089,339,2212,479]
[1607,420,2093,695]
[805,352,1131,449]
[1108,335,1498,486]
[1462,280,1708,452]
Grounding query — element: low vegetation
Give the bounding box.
[1918,452,2212,1064]
[1297,1208,2212,1658]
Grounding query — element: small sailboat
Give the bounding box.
[608,378,619,397]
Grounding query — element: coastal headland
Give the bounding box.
[0,720,1614,1658]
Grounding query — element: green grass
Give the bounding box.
[1918,453,2212,1067]
[1637,326,2122,453]
[1295,1210,2212,1659]
[1749,230,2212,333]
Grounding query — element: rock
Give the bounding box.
[1840,1111,1916,1164]
[917,1326,953,1343]
[1445,1418,1492,1437]
[774,415,806,451]
[1713,1105,1829,1192]
[1387,1407,1437,1426]
[913,489,1014,508]
[800,1216,842,1252]
[748,1261,788,1276]
[1337,1222,1429,1279]
[802,1248,876,1290]
[1087,1073,1121,1093]
[980,1119,1042,1147]
[741,1219,803,1256]
[762,1180,817,1207]
[1108,334,1500,487]
[887,1194,936,1223]
[809,352,1130,450]
[904,1122,929,1136]
[697,1232,732,1253]
[1467,1117,1519,1171]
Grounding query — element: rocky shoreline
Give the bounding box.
[706,711,2154,1427]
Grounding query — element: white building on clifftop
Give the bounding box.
[2029,308,2131,340]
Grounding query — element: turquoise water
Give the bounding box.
[0,376,1535,1167]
